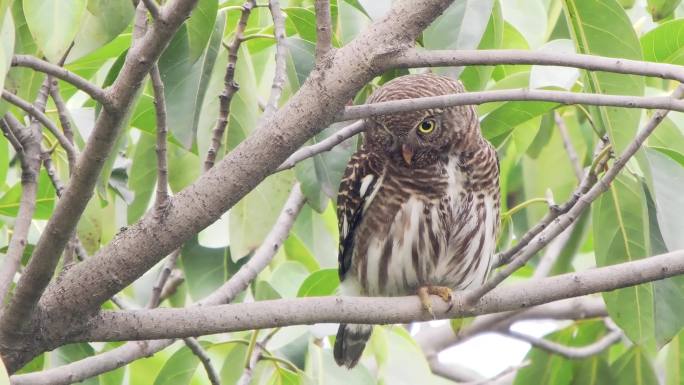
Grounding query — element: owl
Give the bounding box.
[333,73,501,368]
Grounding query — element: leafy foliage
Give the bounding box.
[1,0,684,384]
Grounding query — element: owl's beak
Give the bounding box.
[401,144,414,166]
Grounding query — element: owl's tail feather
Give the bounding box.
[334,323,373,368]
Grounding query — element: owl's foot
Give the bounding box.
[417,286,454,319]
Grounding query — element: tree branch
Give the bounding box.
[465,84,684,304]
[182,337,221,385]
[141,0,161,19]
[384,49,684,83]
[0,0,201,357]
[150,64,170,215]
[1,90,77,169]
[504,328,621,359]
[0,116,40,307]
[338,89,684,121]
[78,249,684,341]
[11,182,306,383]
[263,0,287,121]
[314,0,333,61]
[204,0,255,171]
[275,120,364,172]
[48,80,75,148]
[555,111,583,181]
[11,55,109,106]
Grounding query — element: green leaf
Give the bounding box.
[77,189,116,254]
[514,329,573,385]
[153,345,200,385]
[0,135,7,188]
[305,341,374,385]
[293,203,338,268]
[158,8,226,149]
[70,0,134,60]
[646,148,684,252]
[571,356,615,385]
[22,0,87,62]
[481,97,558,146]
[283,7,317,43]
[667,331,684,385]
[297,269,339,297]
[460,0,503,91]
[0,169,56,219]
[295,122,357,212]
[501,0,547,48]
[563,0,644,154]
[423,0,495,77]
[0,10,14,97]
[593,174,655,349]
[269,261,309,298]
[491,22,530,81]
[642,19,684,65]
[127,131,157,224]
[186,0,218,62]
[284,233,320,272]
[180,236,231,301]
[611,346,659,385]
[219,343,248,385]
[230,171,294,261]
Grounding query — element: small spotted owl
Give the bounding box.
[334,73,500,368]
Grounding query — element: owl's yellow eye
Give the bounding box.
[417,119,436,134]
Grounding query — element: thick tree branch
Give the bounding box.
[314,0,333,61]
[141,0,161,19]
[0,0,200,358]
[339,89,684,121]
[384,49,684,83]
[78,249,684,341]
[275,120,364,172]
[11,55,109,106]
[466,84,684,304]
[11,182,306,383]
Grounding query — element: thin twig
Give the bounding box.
[183,337,221,385]
[1,90,77,169]
[262,0,287,121]
[495,139,609,268]
[147,250,181,308]
[555,111,583,181]
[141,0,161,19]
[465,84,684,305]
[150,64,170,216]
[314,0,333,61]
[275,120,364,172]
[11,55,109,106]
[0,118,23,153]
[338,88,684,121]
[49,80,75,147]
[204,0,255,171]
[504,328,622,359]
[385,49,684,84]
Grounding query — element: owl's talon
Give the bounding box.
[417,286,453,319]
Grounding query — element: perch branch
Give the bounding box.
[77,249,684,341]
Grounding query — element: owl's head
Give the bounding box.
[363,73,480,168]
